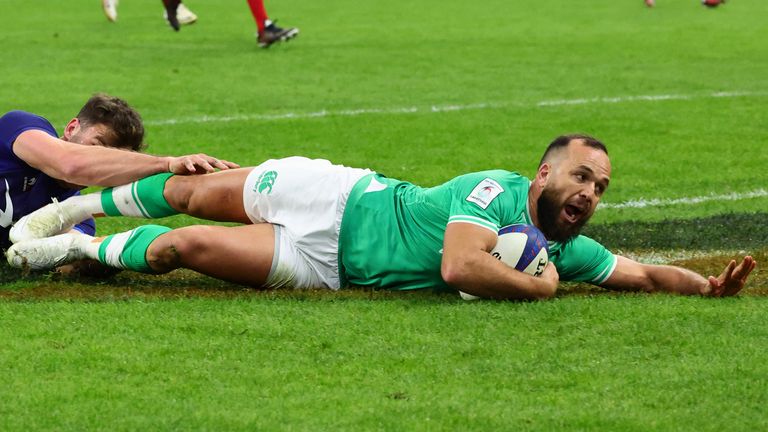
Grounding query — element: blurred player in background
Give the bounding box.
[7,135,755,300]
[645,0,725,7]
[101,0,198,31]
[101,0,298,47]
[246,0,299,48]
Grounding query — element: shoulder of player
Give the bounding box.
[454,170,530,187]
[0,111,57,147]
[0,110,52,127]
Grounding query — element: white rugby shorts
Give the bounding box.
[242,157,372,289]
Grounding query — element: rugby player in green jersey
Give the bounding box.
[7,134,756,300]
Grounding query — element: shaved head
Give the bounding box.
[539,134,607,168]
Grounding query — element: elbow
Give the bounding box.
[441,257,475,288]
[56,158,93,186]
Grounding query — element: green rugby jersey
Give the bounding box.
[338,171,617,291]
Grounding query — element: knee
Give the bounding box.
[164,176,196,213]
[145,226,215,273]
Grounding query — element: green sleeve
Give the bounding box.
[446,174,508,233]
[553,235,617,284]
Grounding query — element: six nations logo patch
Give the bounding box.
[466,178,504,209]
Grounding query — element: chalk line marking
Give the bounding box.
[616,249,750,265]
[600,189,768,210]
[145,90,768,126]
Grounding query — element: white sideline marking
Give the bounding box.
[618,249,749,265]
[600,189,768,210]
[144,90,767,126]
[535,90,763,107]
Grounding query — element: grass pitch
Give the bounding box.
[1,0,768,430]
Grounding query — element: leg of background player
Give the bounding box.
[247,0,269,33]
[162,0,181,30]
[248,0,299,48]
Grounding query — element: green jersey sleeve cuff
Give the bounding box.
[447,215,498,233]
[592,254,618,284]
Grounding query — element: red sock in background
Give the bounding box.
[247,0,269,33]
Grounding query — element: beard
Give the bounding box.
[536,187,589,243]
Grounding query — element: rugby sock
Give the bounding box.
[247,0,269,32]
[45,173,177,232]
[92,225,172,273]
[98,173,178,218]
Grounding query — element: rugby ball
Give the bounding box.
[459,224,549,300]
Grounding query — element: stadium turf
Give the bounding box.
[1,0,767,429]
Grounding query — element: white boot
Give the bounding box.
[102,0,119,22]
[6,233,91,271]
[10,198,87,243]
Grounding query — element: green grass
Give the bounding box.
[2,0,768,429]
[2,295,768,430]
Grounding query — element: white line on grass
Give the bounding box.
[600,189,768,210]
[617,249,749,265]
[145,90,768,126]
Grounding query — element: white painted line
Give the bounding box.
[617,249,749,265]
[600,189,768,210]
[536,90,764,107]
[144,90,768,126]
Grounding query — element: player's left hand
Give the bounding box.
[701,256,757,297]
[168,154,240,174]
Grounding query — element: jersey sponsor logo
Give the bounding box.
[466,178,504,209]
[0,179,13,228]
[254,170,278,195]
[22,176,36,192]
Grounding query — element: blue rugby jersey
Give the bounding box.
[0,111,95,247]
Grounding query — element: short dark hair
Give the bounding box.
[76,94,145,151]
[539,134,607,167]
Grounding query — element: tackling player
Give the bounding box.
[0,93,237,249]
[7,135,755,300]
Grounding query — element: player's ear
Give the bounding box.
[62,118,80,141]
[535,162,551,186]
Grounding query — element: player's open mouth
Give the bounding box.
[563,204,584,224]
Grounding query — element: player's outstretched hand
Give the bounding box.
[168,154,240,175]
[702,256,756,297]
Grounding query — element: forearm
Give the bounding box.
[645,265,709,295]
[604,259,708,295]
[59,145,171,187]
[442,252,555,300]
[14,130,172,187]
[602,256,754,297]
